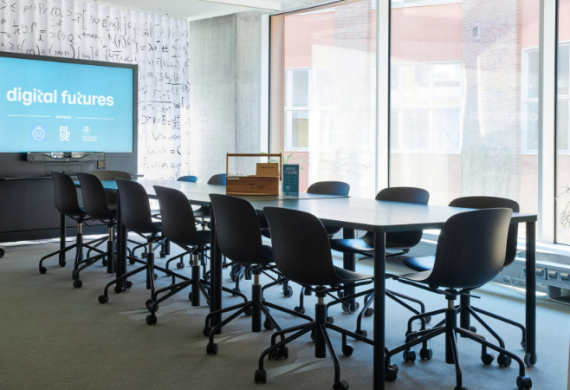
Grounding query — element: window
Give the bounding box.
[272,1,376,196]
[391,63,462,153]
[390,0,462,8]
[523,45,570,154]
[285,69,311,150]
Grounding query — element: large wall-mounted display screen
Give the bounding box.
[0,52,136,153]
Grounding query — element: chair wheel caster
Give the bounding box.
[206,343,218,355]
[342,302,360,314]
[232,287,241,296]
[481,352,494,365]
[356,329,367,338]
[516,375,532,389]
[153,273,158,281]
[419,347,432,360]
[327,316,334,324]
[159,251,166,258]
[403,350,416,362]
[114,285,123,294]
[254,369,267,383]
[126,281,133,289]
[269,347,288,360]
[102,259,108,267]
[469,325,477,333]
[176,262,184,269]
[497,354,512,367]
[244,306,253,316]
[39,266,47,274]
[73,279,82,288]
[263,319,275,330]
[294,306,305,314]
[129,258,136,265]
[364,307,374,317]
[385,364,398,382]
[333,380,349,390]
[283,286,293,297]
[146,314,157,325]
[145,299,154,311]
[342,345,354,357]
[423,315,431,324]
[203,326,211,337]
[59,259,66,267]
[98,295,109,304]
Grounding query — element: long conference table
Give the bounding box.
[98,179,537,390]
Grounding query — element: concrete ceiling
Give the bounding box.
[88,0,327,21]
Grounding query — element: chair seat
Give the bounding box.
[402,255,435,272]
[334,266,373,283]
[330,238,372,254]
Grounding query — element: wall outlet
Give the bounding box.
[97,160,106,170]
[535,268,546,280]
[547,270,559,280]
[559,272,570,283]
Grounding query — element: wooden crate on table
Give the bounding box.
[226,153,282,196]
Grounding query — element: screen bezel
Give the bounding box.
[0,51,138,154]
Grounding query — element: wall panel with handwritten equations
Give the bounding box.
[0,0,190,179]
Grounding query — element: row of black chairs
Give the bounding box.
[38,172,532,390]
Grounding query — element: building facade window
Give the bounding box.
[391,62,462,153]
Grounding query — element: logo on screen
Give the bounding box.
[59,126,71,141]
[32,126,45,141]
[82,126,98,142]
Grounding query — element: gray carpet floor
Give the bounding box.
[0,238,568,390]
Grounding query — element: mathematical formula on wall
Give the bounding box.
[0,0,191,178]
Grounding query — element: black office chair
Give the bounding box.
[177,175,198,183]
[165,173,225,272]
[327,187,429,335]
[97,179,177,305]
[403,196,526,352]
[254,181,350,302]
[89,170,131,208]
[147,186,247,325]
[384,208,532,390]
[255,207,375,390]
[39,172,106,275]
[204,194,311,354]
[71,172,122,288]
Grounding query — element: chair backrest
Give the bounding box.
[210,194,269,264]
[154,186,206,247]
[207,174,226,185]
[177,175,198,183]
[307,181,350,196]
[365,186,430,249]
[425,208,512,289]
[448,196,519,268]
[50,171,84,217]
[264,206,341,286]
[89,170,131,207]
[76,173,114,220]
[115,179,158,235]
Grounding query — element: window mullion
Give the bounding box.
[538,0,558,242]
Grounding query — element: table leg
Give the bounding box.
[373,231,386,390]
[210,206,222,327]
[525,221,537,366]
[59,213,66,263]
[343,228,356,302]
[116,192,128,289]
